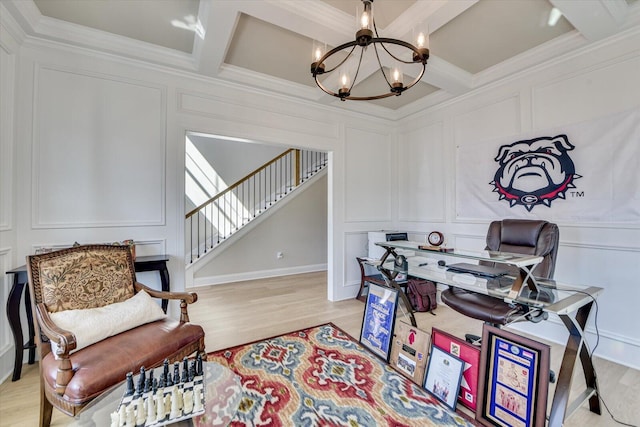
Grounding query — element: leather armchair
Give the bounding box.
[441,219,559,335]
[26,244,206,427]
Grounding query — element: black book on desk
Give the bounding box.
[446,263,509,278]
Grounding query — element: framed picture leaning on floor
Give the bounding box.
[476,324,550,427]
[360,282,399,362]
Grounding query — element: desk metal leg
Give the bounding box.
[549,301,600,425]
[7,277,25,382]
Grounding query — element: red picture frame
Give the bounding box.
[431,328,481,411]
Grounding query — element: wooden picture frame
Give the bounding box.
[476,325,550,427]
[423,344,465,411]
[389,321,431,385]
[432,327,481,411]
[360,282,399,361]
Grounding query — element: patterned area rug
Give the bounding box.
[208,323,476,426]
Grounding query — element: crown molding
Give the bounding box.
[5,0,197,71]
[0,2,26,52]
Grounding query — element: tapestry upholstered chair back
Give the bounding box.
[31,244,136,314]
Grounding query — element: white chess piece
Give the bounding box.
[118,404,126,426]
[135,397,146,426]
[110,411,119,427]
[183,389,194,415]
[169,386,182,419]
[146,396,156,424]
[193,385,204,412]
[155,390,166,422]
[125,404,135,427]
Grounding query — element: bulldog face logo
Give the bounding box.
[490,135,581,211]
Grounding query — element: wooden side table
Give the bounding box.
[4,254,171,381]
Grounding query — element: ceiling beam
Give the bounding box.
[550,0,629,41]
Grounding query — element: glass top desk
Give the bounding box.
[69,362,242,427]
[372,240,604,426]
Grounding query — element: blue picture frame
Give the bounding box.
[359,282,399,361]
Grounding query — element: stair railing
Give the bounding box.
[186,148,327,263]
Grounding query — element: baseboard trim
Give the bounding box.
[191,264,327,288]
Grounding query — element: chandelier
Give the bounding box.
[310,0,429,101]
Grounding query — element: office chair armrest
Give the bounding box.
[134,282,198,322]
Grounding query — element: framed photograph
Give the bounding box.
[476,325,550,427]
[423,344,465,411]
[432,328,481,411]
[390,321,430,385]
[360,282,399,361]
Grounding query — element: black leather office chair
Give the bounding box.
[441,219,559,342]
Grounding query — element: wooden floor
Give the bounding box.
[1,271,638,426]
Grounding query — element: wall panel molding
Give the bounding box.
[532,52,640,129]
[31,64,167,228]
[0,47,15,232]
[177,90,339,140]
[344,126,393,223]
[398,121,446,223]
[0,248,12,358]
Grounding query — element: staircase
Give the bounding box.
[185,148,328,265]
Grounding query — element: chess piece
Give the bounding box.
[183,388,194,415]
[125,372,135,396]
[182,357,189,383]
[155,389,166,422]
[118,404,126,426]
[193,385,204,412]
[110,411,119,427]
[125,404,135,427]
[137,367,146,396]
[145,396,156,425]
[173,362,180,386]
[135,396,146,426]
[189,361,196,382]
[196,354,203,376]
[169,386,182,419]
[162,359,169,384]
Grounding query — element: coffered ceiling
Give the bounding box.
[3,0,639,118]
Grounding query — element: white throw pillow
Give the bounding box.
[48,290,166,356]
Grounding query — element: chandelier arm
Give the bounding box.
[402,65,426,91]
[321,44,358,75]
[374,38,424,63]
[349,46,366,92]
[372,42,393,90]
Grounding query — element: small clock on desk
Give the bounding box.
[427,231,444,247]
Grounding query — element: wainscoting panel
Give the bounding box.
[453,95,521,145]
[178,91,338,140]
[532,53,640,130]
[344,127,392,222]
[398,121,445,222]
[0,47,14,232]
[344,231,369,289]
[32,65,166,228]
[0,248,14,383]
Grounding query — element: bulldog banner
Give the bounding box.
[456,107,640,223]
